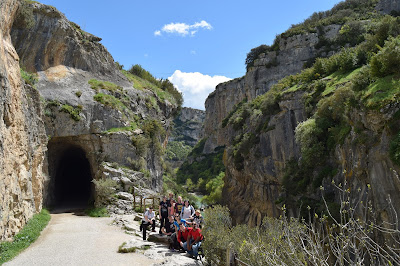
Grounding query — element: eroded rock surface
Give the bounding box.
[0,0,47,240]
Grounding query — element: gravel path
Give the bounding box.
[4,211,157,266]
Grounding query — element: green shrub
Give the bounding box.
[85,207,109,217]
[351,65,373,91]
[370,36,400,78]
[75,91,82,97]
[92,178,118,207]
[127,65,183,107]
[131,135,151,157]
[165,140,192,161]
[60,104,82,121]
[202,172,225,205]
[0,209,50,265]
[20,68,38,86]
[93,93,127,111]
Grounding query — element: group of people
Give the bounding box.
[140,193,204,259]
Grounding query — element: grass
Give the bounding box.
[60,104,82,121]
[93,93,128,112]
[20,68,38,87]
[85,207,109,217]
[104,122,138,133]
[322,68,361,96]
[362,75,400,109]
[88,79,123,93]
[0,209,51,265]
[122,70,176,105]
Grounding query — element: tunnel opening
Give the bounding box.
[48,143,94,210]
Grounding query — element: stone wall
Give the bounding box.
[0,0,47,240]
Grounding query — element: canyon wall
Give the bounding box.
[204,25,340,153]
[0,0,47,240]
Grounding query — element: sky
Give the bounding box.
[38,0,343,110]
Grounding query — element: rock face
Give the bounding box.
[376,0,400,14]
[204,25,340,153]
[205,0,400,227]
[170,107,205,146]
[1,1,178,239]
[0,0,47,240]
[223,92,306,225]
[11,2,119,77]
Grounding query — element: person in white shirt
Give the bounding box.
[140,206,156,240]
[180,200,194,220]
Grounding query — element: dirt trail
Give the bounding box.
[4,211,157,266]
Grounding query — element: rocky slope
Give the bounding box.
[203,0,400,227]
[0,0,47,240]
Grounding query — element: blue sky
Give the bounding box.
[38,0,343,110]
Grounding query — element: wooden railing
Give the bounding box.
[132,187,158,211]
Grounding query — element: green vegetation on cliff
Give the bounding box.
[123,64,183,108]
[227,13,400,216]
[0,209,50,265]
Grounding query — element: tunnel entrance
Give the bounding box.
[47,142,94,209]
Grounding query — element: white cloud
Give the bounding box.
[155,20,212,37]
[190,50,197,55]
[168,70,231,110]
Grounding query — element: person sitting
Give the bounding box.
[161,215,179,250]
[186,209,204,228]
[185,221,204,259]
[177,223,192,252]
[140,206,155,240]
[161,215,175,236]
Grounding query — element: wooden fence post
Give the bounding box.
[226,243,237,266]
[140,196,143,211]
[133,187,136,209]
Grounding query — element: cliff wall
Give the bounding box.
[0,0,47,240]
[205,0,400,228]
[204,25,340,153]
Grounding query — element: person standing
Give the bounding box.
[175,196,184,217]
[159,195,170,235]
[140,206,155,240]
[167,192,175,216]
[181,200,195,220]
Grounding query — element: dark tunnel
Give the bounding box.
[48,143,94,209]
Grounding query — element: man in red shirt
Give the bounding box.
[184,221,203,258]
[177,223,191,250]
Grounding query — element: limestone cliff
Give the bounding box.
[204,0,400,228]
[0,0,47,240]
[170,107,204,146]
[166,107,205,168]
[204,25,341,153]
